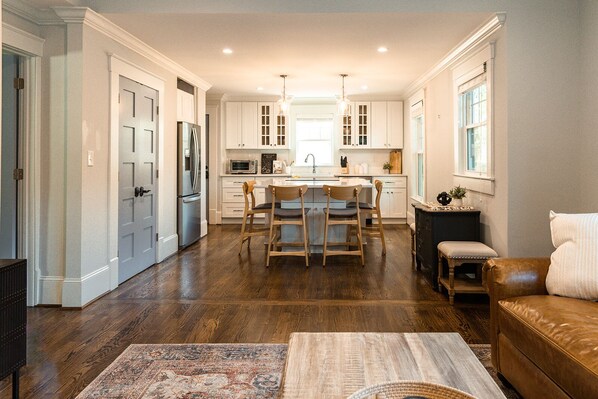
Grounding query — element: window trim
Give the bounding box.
[452,43,495,195]
[409,89,425,203]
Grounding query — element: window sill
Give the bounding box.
[410,196,425,204]
[453,173,494,195]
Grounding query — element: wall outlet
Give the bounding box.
[87,150,94,166]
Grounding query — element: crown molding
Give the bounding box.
[402,12,506,98]
[52,6,211,91]
[2,0,63,25]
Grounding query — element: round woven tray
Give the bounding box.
[347,380,476,399]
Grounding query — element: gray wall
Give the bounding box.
[579,0,598,212]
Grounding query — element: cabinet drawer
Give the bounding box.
[222,187,245,202]
[221,177,254,188]
[374,176,406,188]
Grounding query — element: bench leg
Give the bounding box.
[12,369,20,399]
[448,260,455,305]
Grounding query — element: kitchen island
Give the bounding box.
[256,177,372,251]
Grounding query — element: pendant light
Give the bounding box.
[278,74,292,116]
[338,74,350,116]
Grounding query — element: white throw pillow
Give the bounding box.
[546,211,598,300]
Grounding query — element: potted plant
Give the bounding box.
[383,162,392,174]
[449,185,467,206]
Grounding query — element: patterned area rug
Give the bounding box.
[77,343,520,399]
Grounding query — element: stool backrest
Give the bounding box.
[269,185,308,201]
[322,184,362,202]
[374,180,383,210]
[242,180,257,209]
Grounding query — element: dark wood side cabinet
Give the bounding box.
[0,259,27,399]
[413,205,480,287]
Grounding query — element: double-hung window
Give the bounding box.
[294,115,334,166]
[453,44,494,195]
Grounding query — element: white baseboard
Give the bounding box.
[157,233,178,262]
[109,257,119,290]
[201,220,208,237]
[62,265,111,307]
[209,208,218,224]
[38,275,64,305]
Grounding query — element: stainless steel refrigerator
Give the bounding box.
[177,121,202,248]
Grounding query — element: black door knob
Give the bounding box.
[139,187,151,196]
[134,187,140,197]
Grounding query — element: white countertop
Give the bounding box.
[220,173,291,177]
[255,177,372,188]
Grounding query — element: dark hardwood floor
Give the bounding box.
[0,225,490,398]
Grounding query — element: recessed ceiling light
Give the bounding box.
[361,85,368,90]
[222,48,233,54]
[377,46,388,53]
[256,86,264,91]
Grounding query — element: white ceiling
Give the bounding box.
[20,0,492,97]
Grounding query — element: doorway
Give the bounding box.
[118,76,158,283]
[0,52,23,259]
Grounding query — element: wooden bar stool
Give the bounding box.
[266,185,311,267]
[437,241,498,305]
[348,179,386,255]
[238,180,280,254]
[322,184,364,267]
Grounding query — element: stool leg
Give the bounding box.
[248,213,255,246]
[378,209,386,256]
[323,213,329,267]
[239,210,248,255]
[302,212,309,268]
[266,218,276,267]
[411,232,416,269]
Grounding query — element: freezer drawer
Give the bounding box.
[178,194,202,248]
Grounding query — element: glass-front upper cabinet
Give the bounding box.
[273,102,289,149]
[258,102,273,148]
[341,102,370,148]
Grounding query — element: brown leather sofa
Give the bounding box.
[483,258,598,399]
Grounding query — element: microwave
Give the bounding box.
[229,159,258,174]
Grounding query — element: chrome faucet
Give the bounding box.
[305,153,316,174]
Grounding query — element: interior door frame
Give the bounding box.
[3,24,44,306]
[109,54,164,290]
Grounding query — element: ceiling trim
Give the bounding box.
[52,7,211,91]
[402,12,506,98]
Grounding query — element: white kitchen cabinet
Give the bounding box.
[177,89,195,123]
[373,176,407,220]
[221,176,267,219]
[258,102,288,149]
[354,102,370,147]
[387,101,404,148]
[371,101,403,149]
[225,102,258,149]
[341,102,370,148]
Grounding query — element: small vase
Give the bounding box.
[452,198,462,206]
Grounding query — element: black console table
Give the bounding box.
[0,259,27,399]
[413,205,480,287]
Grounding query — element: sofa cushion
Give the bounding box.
[546,211,598,300]
[499,295,598,399]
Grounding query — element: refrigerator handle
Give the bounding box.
[193,126,200,193]
[189,127,196,191]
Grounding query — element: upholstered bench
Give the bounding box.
[437,241,497,305]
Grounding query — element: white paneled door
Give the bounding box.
[118,76,158,284]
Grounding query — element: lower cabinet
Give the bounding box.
[221,176,266,219]
[372,176,407,219]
